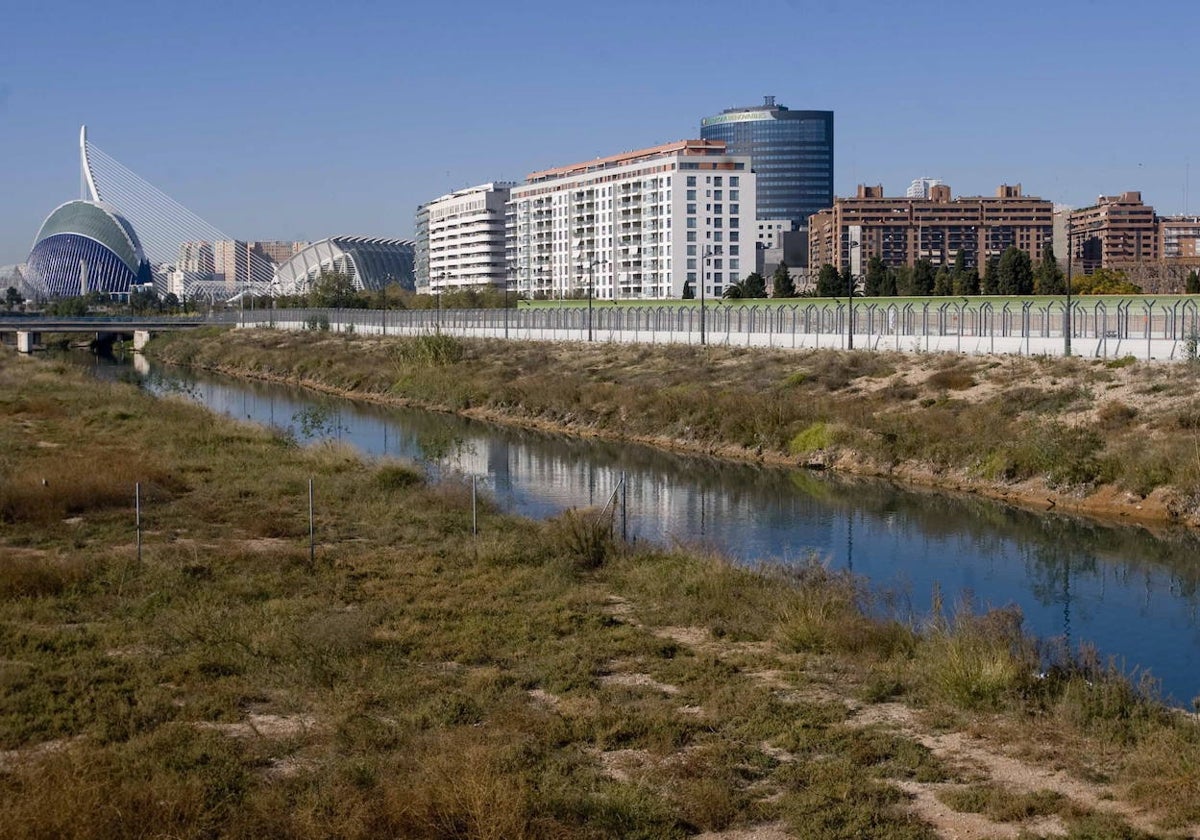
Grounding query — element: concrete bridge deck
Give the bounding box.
[0,313,235,352]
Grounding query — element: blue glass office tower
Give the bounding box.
[700,97,834,225]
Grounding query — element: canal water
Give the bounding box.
[85,353,1200,705]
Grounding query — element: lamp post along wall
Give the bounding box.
[847,239,860,350]
[1065,220,1073,356]
[576,240,602,342]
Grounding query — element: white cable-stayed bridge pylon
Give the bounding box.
[80,126,277,297]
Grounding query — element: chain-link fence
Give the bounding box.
[243,298,1200,361]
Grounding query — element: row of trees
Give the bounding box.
[814,246,1080,298]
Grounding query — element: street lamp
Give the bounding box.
[700,245,713,346]
[436,270,444,327]
[575,239,602,342]
[847,239,860,350]
[1065,219,1073,357]
[504,265,516,340]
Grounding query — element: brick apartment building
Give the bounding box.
[808,183,1053,273]
[1067,192,1159,274]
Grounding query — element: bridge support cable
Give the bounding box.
[81,135,279,298]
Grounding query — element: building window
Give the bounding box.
[687,204,696,214]
[729,232,738,242]
[687,176,696,186]
[686,189,696,200]
[687,245,696,255]
[730,176,738,186]
[730,190,739,201]
[730,258,740,270]
[687,217,696,228]
[730,204,739,215]
[687,231,696,242]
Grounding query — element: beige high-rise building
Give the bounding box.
[213,240,246,288]
[213,240,307,288]
[176,241,214,275]
[808,183,1053,271]
[1158,216,1200,267]
[250,240,308,265]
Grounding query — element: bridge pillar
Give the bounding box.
[133,330,153,351]
[16,331,39,353]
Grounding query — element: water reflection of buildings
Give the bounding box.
[129,363,1200,704]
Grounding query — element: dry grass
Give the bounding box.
[3,347,1200,837]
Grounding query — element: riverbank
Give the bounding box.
[149,328,1200,531]
[4,347,1200,838]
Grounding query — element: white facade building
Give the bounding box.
[508,140,755,299]
[906,177,944,199]
[415,182,514,293]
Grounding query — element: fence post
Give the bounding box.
[135,481,142,563]
[472,475,478,536]
[621,470,628,542]
[308,477,315,566]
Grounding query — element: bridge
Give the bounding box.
[0,313,235,353]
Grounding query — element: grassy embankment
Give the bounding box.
[2,346,1200,839]
[150,328,1200,528]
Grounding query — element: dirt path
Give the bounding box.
[631,609,1198,839]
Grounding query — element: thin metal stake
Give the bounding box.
[472,475,478,536]
[308,477,315,566]
[621,470,627,542]
[135,481,142,563]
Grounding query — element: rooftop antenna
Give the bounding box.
[764,95,776,107]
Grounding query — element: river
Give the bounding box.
[81,351,1200,705]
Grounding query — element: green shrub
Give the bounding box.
[788,421,832,456]
[541,507,616,572]
[983,421,1106,487]
[918,606,1036,711]
[390,333,465,366]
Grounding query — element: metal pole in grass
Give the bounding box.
[308,478,315,566]
[471,475,478,536]
[620,470,627,542]
[135,482,142,563]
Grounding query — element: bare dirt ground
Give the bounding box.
[602,598,1200,839]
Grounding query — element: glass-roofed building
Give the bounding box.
[26,200,152,298]
[273,236,416,296]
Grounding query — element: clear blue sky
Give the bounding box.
[2,0,1197,265]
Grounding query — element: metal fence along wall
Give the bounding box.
[242,299,1200,361]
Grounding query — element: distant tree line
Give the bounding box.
[811,246,1092,298]
[269,272,520,311]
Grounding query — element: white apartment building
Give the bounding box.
[906,177,944,199]
[508,139,756,299]
[415,182,514,292]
